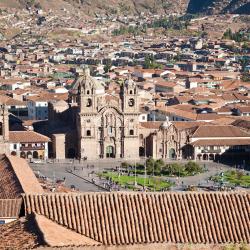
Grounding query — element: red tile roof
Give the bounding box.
[0,155,23,199]
[140,122,162,129]
[191,139,250,146]
[192,125,250,138]
[0,218,41,249]
[9,131,50,143]
[7,155,44,195]
[24,192,250,245]
[0,199,22,218]
[0,155,44,198]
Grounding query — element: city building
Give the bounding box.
[9,131,50,160]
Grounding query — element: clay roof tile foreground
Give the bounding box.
[0,218,41,249]
[0,199,22,218]
[34,213,99,247]
[0,155,24,199]
[0,153,43,199]
[24,192,250,246]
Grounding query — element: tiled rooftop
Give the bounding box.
[24,192,250,245]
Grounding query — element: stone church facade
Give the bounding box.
[49,70,250,162]
[75,69,140,160]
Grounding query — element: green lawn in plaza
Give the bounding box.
[100,172,172,191]
[211,170,250,188]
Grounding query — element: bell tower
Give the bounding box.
[78,68,97,114]
[120,76,140,160]
[121,76,139,114]
[76,67,99,160]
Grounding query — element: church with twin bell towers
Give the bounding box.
[76,68,140,160]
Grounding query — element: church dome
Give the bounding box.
[72,67,97,91]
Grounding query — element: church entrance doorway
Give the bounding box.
[106,145,115,158]
[169,148,176,160]
[139,147,145,157]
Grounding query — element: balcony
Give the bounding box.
[201,149,221,154]
[20,145,45,151]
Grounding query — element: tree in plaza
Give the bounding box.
[154,159,165,175]
[185,161,202,174]
[165,163,183,176]
[146,157,155,174]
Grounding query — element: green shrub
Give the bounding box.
[185,161,202,174]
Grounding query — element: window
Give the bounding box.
[87,98,92,107]
[86,119,91,123]
[128,98,135,107]
[13,144,17,150]
[130,90,133,95]
[142,116,145,120]
[86,130,91,136]
[108,126,113,135]
[87,90,90,95]
[129,129,134,136]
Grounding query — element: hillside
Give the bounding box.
[0,0,249,15]
[0,0,189,15]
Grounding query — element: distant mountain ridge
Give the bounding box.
[0,0,249,15]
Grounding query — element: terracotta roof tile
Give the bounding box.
[34,213,99,247]
[0,218,41,249]
[140,122,162,129]
[9,131,50,143]
[192,125,250,138]
[191,139,250,146]
[24,192,250,245]
[7,155,44,195]
[172,121,206,130]
[0,155,23,199]
[0,199,22,218]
